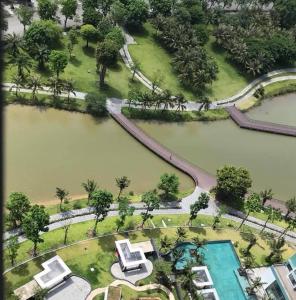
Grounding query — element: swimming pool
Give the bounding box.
[173,241,251,300]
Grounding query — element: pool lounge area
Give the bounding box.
[173,241,252,300]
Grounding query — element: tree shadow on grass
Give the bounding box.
[126,24,149,39]
[10,262,30,276]
[82,46,95,58]
[69,56,82,67]
[97,235,117,253]
[188,227,206,236]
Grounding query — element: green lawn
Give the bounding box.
[121,285,168,300]
[4,220,295,299]
[4,37,144,99]
[128,23,250,101]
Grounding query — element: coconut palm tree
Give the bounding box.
[55,187,69,211]
[9,74,24,96]
[246,277,266,295]
[279,218,296,239]
[176,227,187,244]
[47,78,64,99]
[34,44,50,70]
[266,237,285,263]
[259,189,273,206]
[159,235,172,253]
[285,196,296,220]
[260,206,282,233]
[175,93,187,111]
[4,33,23,58]
[198,96,211,111]
[63,79,76,105]
[82,179,97,205]
[115,176,130,200]
[8,52,32,78]
[27,75,43,101]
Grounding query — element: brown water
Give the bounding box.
[136,94,296,201]
[4,105,193,203]
[247,93,296,126]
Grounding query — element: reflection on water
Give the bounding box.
[4,105,193,202]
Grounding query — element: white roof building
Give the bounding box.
[115,239,146,271]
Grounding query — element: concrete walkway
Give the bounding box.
[86,279,175,300]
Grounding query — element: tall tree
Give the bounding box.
[215,165,252,204]
[96,39,118,86]
[62,217,72,245]
[188,192,210,225]
[4,33,23,58]
[285,197,296,220]
[212,205,228,229]
[6,192,31,228]
[116,196,135,231]
[90,189,113,235]
[9,75,24,97]
[8,52,32,78]
[266,237,286,263]
[176,227,187,243]
[238,193,262,230]
[115,176,130,200]
[241,232,257,256]
[7,236,20,266]
[27,75,43,101]
[80,24,97,47]
[16,5,34,32]
[22,205,50,256]
[49,50,68,79]
[159,235,172,253]
[274,0,296,29]
[61,0,78,29]
[82,179,97,205]
[125,0,149,28]
[55,187,69,211]
[198,96,211,111]
[158,173,179,201]
[260,206,282,233]
[34,45,50,70]
[259,189,273,206]
[279,218,296,239]
[140,190,160,228]
[63,78,76,104]
[47,78,64,99]
[37,0,58,20]
[246,277,266,295]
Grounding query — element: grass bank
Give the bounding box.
[4,37,144,99]
[122,107,229,122]
[4,215,295,299]
[128,23,250,101]
[237,80,296,111]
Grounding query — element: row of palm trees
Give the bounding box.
[127,88,211,112]
[9,74,76,103]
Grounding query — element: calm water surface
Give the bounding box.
[136,94,296,200]
[4,105,193,202]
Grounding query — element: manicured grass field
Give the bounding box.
[120,285,168,300]
[128,23,250,101]
[4,214,295,300]
[4,37,144,99]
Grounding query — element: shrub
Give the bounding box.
[73,202,82,209]
[85,93,107,117]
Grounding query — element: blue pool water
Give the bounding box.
[174,241,250,300]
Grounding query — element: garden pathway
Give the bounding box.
[86,279,175,300]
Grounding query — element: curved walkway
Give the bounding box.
[86,279,175,300]
[120,31,296,108]
[227,106,296,137]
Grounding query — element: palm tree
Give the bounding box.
[27,76,43,101]
[260,206,282,234]
[176,227,187,244]
[115,176,131,200]
[159,235,172,253]
[34,44,50,70]
[241,232,257,255]
[198,96,211,111]
[55,187,69,211]
[285,196,296,220]
[8,52,32,78]
[63,79,76,105]
[266,237,285,263]
[175,93,187,111]
[279,218,296,239]
[246,277,266,295]
[82,179,97,205]
[260,189,273,206]
[47,78,64,99]
[9,74,24,96]
[4,33,23,58]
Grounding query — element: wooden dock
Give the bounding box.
[227,106,296,137]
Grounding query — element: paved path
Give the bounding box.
[86,279,175,300]
[227,106,296,137]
